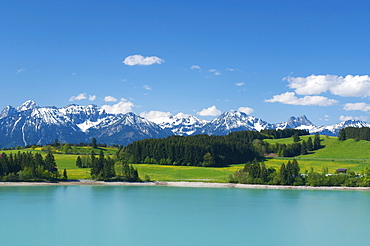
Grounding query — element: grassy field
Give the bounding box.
[3,135,370,181]
[264,135,370,173]
[129,164,243,182]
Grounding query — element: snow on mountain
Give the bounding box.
[59,104,108,132]
[274,115,317,132]
[195,111,275,135]
[16,100,38,112]
[0,105,84,147]
[87,112,172,145]
[0,105,17,119]
[148,113,208,136]
[3,100,370,148]
[310,120,370,136]
[0,101,171,147]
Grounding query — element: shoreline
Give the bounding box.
[0,180,370,191]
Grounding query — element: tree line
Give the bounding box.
[0,152,64,181]
[260,133,322,157]
[230,159,370,187]
[260,129,309,139]
[76,150,140,181]
[117,129,314,167]
[338,127,370,141]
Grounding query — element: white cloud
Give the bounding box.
[285,74,370,97]
[140,111,171,121]
[339,115,368,122]
[209,69,221,76]
[265,92,338,106]
[197,105,221,116]
[190,65,201,70]
[235,82,245,86]
[143,85,152,90]
[16,68,26,74]
[123,55,164,66]
[237,107,254,115]
[104,96,118,102]
[343,102,370,111]
[175,112,192,118]
[69,93,87,101]
[226,68,235,71]
[89,95,96,101]
[101,98,134,114]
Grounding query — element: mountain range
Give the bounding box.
[1,100,370,148]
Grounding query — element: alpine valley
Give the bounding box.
[1,100,370,148]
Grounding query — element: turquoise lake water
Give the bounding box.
[0,185,369,246]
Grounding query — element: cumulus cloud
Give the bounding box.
[235,82,245,86]
[285,74,370,97]
[175,112,192,118]
[190,65,201,70]
[339,115,368,122]
[69,93,87,101]
[209,69,221,76]
[237,107,254,115]
[143,85,152,90]
[104,96,118,102]
[89,95,96,101]
[140,111,171,121]
[197,105,221,116]
[123,55,164,66]
[265,92,338,106]
[343,102,370,111]
[101,98,134,114]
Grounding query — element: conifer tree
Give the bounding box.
[44,152,56,170]
[293,133,301,142]
[280,163,288,185]
[301,140,308,155]
[313,133,321,150]
[307,137,313,151]
[63,169,68,180]
[76,156,82,168]
[92,138,97,149]
[338,129,346,141]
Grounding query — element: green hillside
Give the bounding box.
[264,135,370,173]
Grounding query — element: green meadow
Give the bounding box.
[264,135,370,173]
[2,135,370,181]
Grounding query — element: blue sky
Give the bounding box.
[2,0,370,125]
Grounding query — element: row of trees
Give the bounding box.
[260,129,309,139]
[76,150,140,181]
[230,159,370,187]
[231,159,302,185]
[118,130,321,167]
[119,133,265,167]
[253,133,321,157]
[338,127,370,141]
[0,152,64,181]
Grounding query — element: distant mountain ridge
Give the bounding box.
[0,100,369,148]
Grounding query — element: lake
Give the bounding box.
[0,185,368,245]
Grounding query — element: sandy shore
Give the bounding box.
[0,180,370,191]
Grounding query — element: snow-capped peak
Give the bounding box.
[16,100,38,112]
[147,112,208,136]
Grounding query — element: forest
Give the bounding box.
[0,151,62,181]
[338,127,370,141]
[117,129,316,167]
